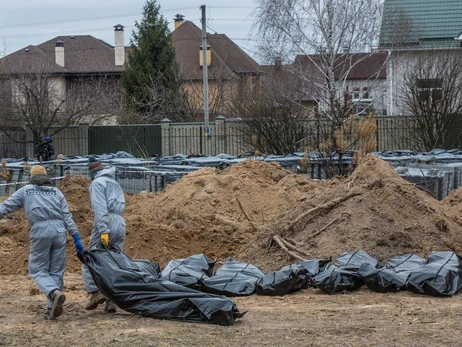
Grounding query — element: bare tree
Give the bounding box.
[0,62,119,146]
[400,50,462,150]
[230,81,308,155]
[253,0,387,171]
[255,1,383,115]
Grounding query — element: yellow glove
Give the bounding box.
[101,233,109,248]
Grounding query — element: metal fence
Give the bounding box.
[1,115,459,158]
[89,125,162,157]
[1,129,26,158]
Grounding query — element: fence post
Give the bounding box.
[215,115,225,155]
[78,122,89,156]
[161,118,171,156]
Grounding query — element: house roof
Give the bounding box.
[380,0,462,49]
[0,35,125,75]
[261,53,386,103]
[293,52,387,81]
[171,21,262,80]
[1,22,261,79]
[260,64,318,102]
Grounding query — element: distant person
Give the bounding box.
[82,156,126,313]
[0,165,84,320]
[34,136,55,162]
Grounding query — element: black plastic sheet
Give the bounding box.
[200,258,265,296]
[280,259,331,281]
[134,259,161,278]
[406,251,462,296]
[359,254,425,293]
[312,250,378,294]
[256,259,331,296]
[255,269,306,296]
[79,250,245,326]
[159,254,216,289]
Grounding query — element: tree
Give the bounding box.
[231,81,308,155]
[121,0,183,123]
[400,50,462,150]
[253,0,386,174]
[0,62,117,147]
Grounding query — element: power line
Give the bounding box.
[0,26,135,39]
[0,6,200,29]
[0,14,139,29]
[1,20,257,41]
[209,6,255,9]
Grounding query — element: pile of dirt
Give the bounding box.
[123,160,319,267]
[1,156,462,275]
[240,154,462,270]
[0,160,317,274]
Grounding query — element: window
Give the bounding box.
[350,86,374,115]
[362,87,370,100]
[416,79,442,103]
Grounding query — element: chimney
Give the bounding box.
[55,40,65,67]
[199,44,211,67]
[114,24,125,66]
[174,14,185,30]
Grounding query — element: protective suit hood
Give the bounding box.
[29,174,53,186]
[93,166,116,180]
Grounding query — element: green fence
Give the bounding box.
[88,124,162,157]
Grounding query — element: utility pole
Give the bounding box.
[200,4,210,156]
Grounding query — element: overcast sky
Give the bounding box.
[0,0,258,59]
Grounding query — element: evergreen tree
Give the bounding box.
[121,0,183,123]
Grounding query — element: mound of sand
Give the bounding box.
[1,155,462,275]
[240,154,462,269]
[123,160,319,267]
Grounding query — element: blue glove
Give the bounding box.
[72,234,85,254]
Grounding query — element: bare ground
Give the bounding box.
[2,158,462,346]
[1,273,461,347]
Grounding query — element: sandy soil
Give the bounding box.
[1,273,461,347]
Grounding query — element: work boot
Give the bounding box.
[43,308,56,320]
[85,291,106,310]
[104,300,117,313]
[50,290,66,319]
